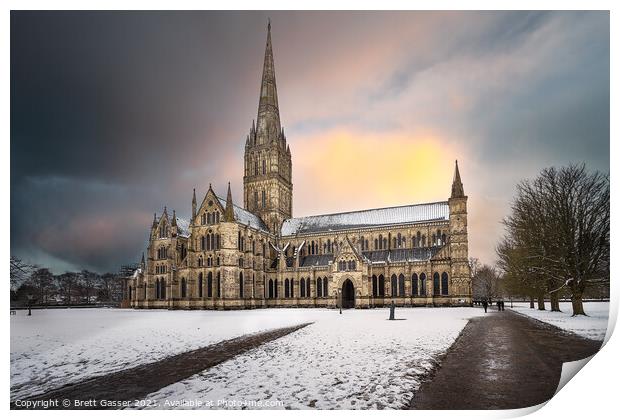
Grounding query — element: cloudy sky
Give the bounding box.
[11,11,609,274]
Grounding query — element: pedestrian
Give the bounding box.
[497,300,501,311]
[389,300,395,320]
[501,300,505,311]
[482,300,488,313]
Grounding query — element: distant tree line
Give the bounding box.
[496,164,609,316]
[10,256,127,306]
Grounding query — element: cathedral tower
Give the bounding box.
[243,21,293,234]
[448,160,471,300]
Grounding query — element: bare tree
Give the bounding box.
[10,256,36,291]
[472,264,501,302]
[79,270,99,304]
[500,164,609,316]
[56,272,80,305]
[29,268,55,305]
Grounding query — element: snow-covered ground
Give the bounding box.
[10,308,337,400]
[141,307,484,410]
[509,301,609,341]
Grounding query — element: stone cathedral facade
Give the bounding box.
[128,23,472,310]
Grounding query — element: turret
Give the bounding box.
[448,160,470,302]
[224,182,235,222]
[191,188,197,220]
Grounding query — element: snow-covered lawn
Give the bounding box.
[509,301,609,341]
[10,308,335,400]
[141,307,485,410]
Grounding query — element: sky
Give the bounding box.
[10,11,609,274]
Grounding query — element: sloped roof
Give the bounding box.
[216,196,269,232]
[363,247,442,263]
[175,217,190,238]
[281,202,449,236]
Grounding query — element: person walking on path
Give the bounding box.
[482,300,488,313]
[389,300,395,320]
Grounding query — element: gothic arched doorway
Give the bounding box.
[342,279,355,309]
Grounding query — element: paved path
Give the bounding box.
[13,323,312,410]
[410,310,602,410]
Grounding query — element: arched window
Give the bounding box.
[181,278,187,298]
[360,236,365,250]
[378,235,383,250]
[433,272,440,296]
[155,279,160,299]
[378,274,385,296]
[372,275,378,297]
[323,278,328,297]
[441,233,447,245]
[254,191,258,209]
[262,160,266,175]
[306,278,311,297]
[268,279,274,299]
[420,273,427,295]
[398,274,405,297]
[374,238,379,250]
[217,272,221,298]
[290,279,294,298]
[412,273,419,296]
[317,277,323,297]
[274,279,278,298]
[285,278,290,298]
[261,190,266,208]
[300,278,306,297]
[161,280,166,299]
[432,234,437,246]
[206,272,212,298]
[441,272,449,296]
[391,274,398,297]
[144,282,147,299]
[239,272,244,298]
[422,235,426,247]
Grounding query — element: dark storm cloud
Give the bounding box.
[10,11,609,273]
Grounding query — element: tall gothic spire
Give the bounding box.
[224,182,235,222]
[256,20,281,145]
[191,188,197,219]
[451,160,465,198]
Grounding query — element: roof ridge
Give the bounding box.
[284,200,449,221]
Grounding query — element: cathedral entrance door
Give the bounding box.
[342,279,355,309]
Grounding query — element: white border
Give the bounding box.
[3,2,617,420]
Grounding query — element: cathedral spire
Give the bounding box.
[140,252,145,268]
[224,182,235,222]
[451,160,465,198]
[191,188,197,219]
[256,20,281,145]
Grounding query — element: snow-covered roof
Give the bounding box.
[363,247,442,263]
[175,217,190,237]
[281,202,449,236]
[216,196,269,233]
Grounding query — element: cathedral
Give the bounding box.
[128,23,472,310]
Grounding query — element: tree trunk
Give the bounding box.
[537,293,546,310]
[529,296,535,309]
[571,291,587,316]
[550,291,561,312]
